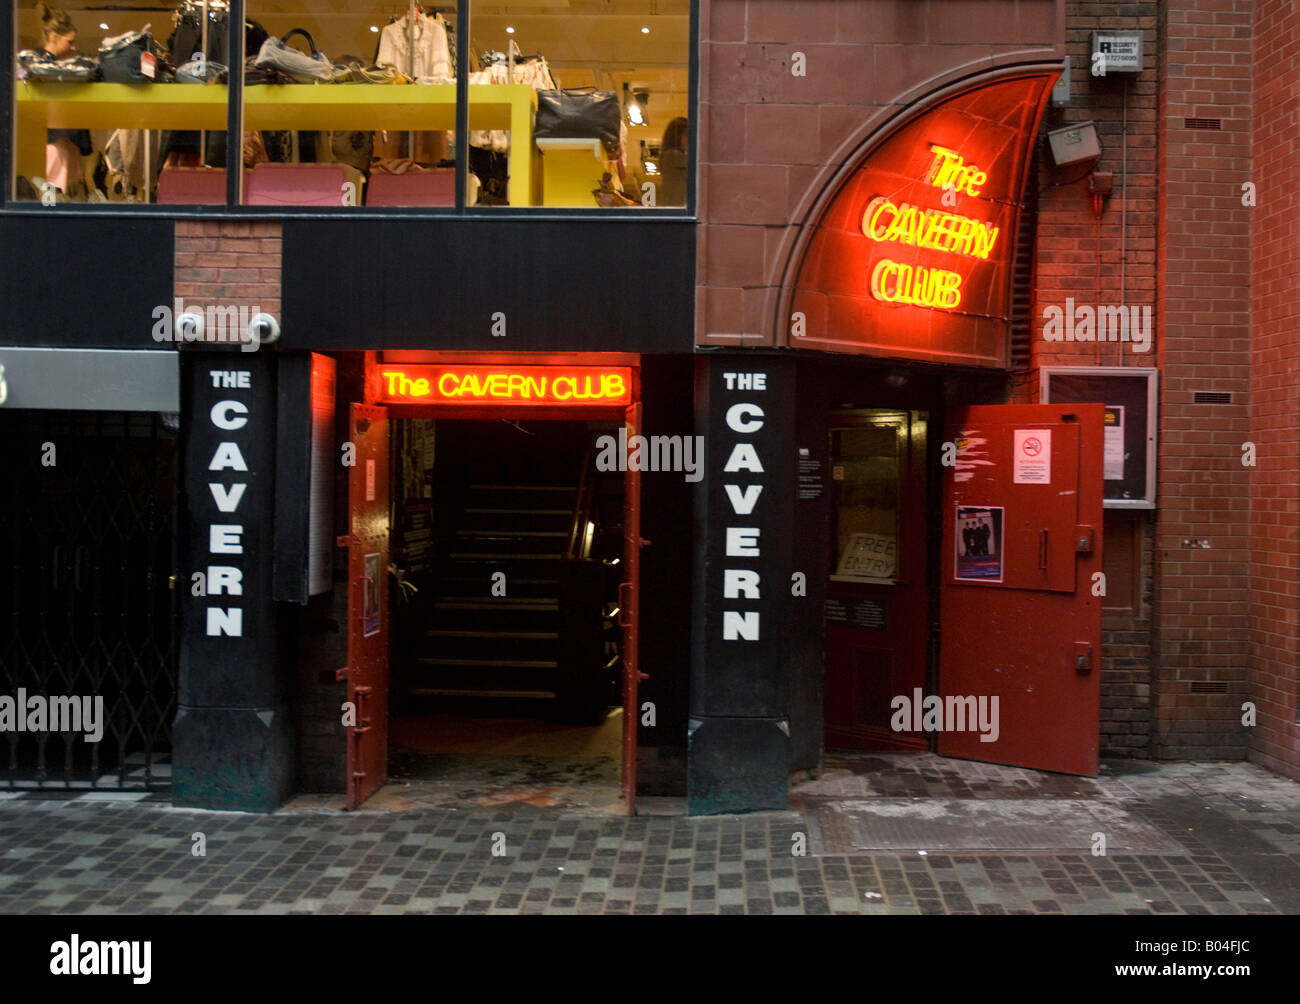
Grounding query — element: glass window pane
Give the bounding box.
[241,2,461,207]
[13,1,230,205]
[831,424,901,581]
[469,0,690,209]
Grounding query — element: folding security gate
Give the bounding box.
[0,410,177,789]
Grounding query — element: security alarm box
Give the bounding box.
[1047,121,1101,167]
[1092,30,1142,75]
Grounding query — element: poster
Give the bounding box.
[362,552,381,637]
[1012,429,1051,484]
[955,506,1003,582]
[1103,405,1125,480]
[835,532,897,579]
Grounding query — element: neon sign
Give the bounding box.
[378,366,632,406]
[863,144,1000,312]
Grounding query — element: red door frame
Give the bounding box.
[344,354,644,812]
[345,403,390,810]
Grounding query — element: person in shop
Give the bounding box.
[34,3,94,195]
[659,116,688,207]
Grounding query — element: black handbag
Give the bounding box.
[99,29,171,83]
[534,88,621,154]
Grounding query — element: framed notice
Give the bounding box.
[1041,367,1157,509]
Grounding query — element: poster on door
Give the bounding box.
[955,506,1003,582]
[362,552,381,637]
[1012,429,1051,484]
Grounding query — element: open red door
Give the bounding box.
[939,404,1103,775]
[619,402,646,815]
[344,403,389,809]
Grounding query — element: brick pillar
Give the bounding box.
[1248,0,1300,779]
[1154,2,1254,759]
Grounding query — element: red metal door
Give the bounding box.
[345,403,390,809]
[618,402,646,815]
[939,404,1103,775]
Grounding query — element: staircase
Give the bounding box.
[412,483,577,700]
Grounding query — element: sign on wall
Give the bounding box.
[790,74,1058,367]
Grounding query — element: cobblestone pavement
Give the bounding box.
[0,756,1296,915]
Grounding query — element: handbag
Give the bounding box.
[535,88,621,154]
[17,50,101,82]
[244,56,291,86]
[99,28,171,83]
[255,28,332,84]
[176,59,227,84]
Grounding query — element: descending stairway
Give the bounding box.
[411,483,578,701]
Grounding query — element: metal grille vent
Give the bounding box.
[1184,118,1222,130]
[1193,391,1232,404]
[1189,682,1230,695]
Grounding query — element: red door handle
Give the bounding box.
[1039,529,1048,570]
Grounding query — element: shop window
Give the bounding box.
[10,1,694,212]
[12,1,231,205]
[468,0,690,209]
[238,3,461,207]
[830,421,904,584]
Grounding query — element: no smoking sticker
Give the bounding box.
[1013,428,1051,484]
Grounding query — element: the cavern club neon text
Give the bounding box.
[379,366,632,406]
[861,145,1000,312]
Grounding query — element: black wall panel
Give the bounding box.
[281,220,694,352]
[0,217,175,348]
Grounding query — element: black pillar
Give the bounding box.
[689,354,797,813]
[172,351,295,810]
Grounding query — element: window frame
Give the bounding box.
[2,0,698,219]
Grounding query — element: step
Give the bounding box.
[408,687,557,700]
[426,629,558,640]
[465,508,571,516]
[418,657,558,669]
[456,530,569,538]
[448,552,565,561]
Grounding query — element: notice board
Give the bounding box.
[1041,367,1157,508]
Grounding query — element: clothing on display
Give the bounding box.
[375,9,453,84]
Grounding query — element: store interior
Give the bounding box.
[383,415,628,807]
[12,0,690,207]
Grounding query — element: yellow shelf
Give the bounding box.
[14,81,539,205]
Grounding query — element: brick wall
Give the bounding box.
[1248,0,1300,780]
[697,0,1063,345]
[174,220,282,324]
[1154,1,1254,759]
[1020,2,1159,756]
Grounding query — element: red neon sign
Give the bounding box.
[790,73,1056,366]
[378,366,633,406]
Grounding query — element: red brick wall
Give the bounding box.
[174,220,282,323]
[1248,0,1300,780]
[1019,2,1160,756]
[1153,1,1254,759]
[697,0,1064,345]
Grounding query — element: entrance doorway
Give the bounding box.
[343,376,643,812]
[823,410,931,750]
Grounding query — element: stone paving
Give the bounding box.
[0,755,1295,915]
